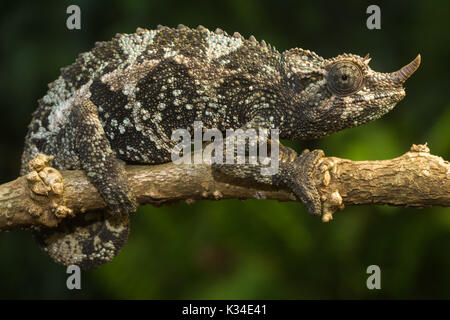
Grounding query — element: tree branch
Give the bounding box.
[0,144,449,231]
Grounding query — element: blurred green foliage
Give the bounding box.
[0,0,449,299]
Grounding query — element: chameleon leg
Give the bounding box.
[268,138,298,163]
[32,99,137,269]
[72,100,137,215]
[212,138,323,216]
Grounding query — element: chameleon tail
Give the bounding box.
[33,210,130,269]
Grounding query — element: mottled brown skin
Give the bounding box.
[21,25,420,268]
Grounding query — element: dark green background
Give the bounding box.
[0,0,449,299]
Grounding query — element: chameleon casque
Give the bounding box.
[21,25,420,269]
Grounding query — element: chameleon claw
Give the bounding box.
[321,191,344,222]
[26,154,63,198]
[26,153,72,218]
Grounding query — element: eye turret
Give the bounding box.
[327,62,363,96]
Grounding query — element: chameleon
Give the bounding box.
[21,25,420,269]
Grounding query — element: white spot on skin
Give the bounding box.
[36,79,93,139]
[118,30,158,67]
[205,32,243,60]
[163,47,178,59]
[343,97,353,104]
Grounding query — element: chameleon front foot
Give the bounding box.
[277,149,324,216]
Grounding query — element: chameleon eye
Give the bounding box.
[327,62,363,96]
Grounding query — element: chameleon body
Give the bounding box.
[21,25,420,268]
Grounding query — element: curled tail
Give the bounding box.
[33,210,130,269]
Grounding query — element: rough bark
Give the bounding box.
[0,144,448,231]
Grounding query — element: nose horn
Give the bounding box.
[390,54,421,84]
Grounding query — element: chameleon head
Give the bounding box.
[283,49,421,138]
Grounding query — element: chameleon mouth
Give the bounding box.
[375,88,405,100]
[349,88,405,104]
